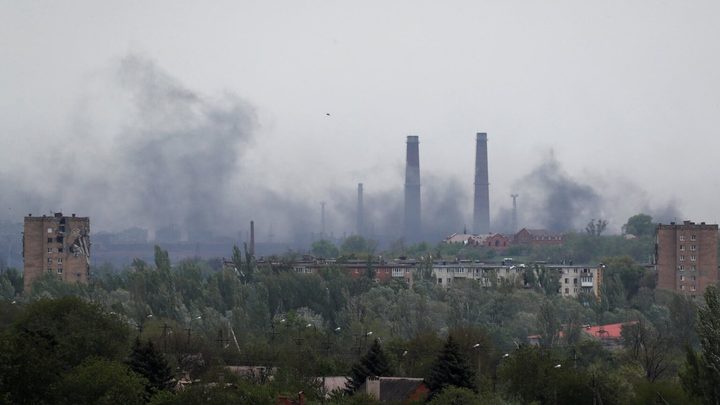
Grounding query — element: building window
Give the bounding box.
[681,285,685,290]
[692,265,697,271]
[692,275,697,281]
[680,255,685,261]
[679,265,685,271]
[692,235,697,241]
[47,258,52,264]
[565,278,569,284]
[691,245,697,251]
[681,275,685,281]
[47,248,53,253]
[57,258,63,264]
[680,235,685,241]
[47,228,53,233]
[691,255,697,262]
[680,245,685,251]
[57,268,63,274]
[573,269,578,273]
[573,287,578,293]
[573,278,578,285]
[437,278,442,284]
[47,238,53,243]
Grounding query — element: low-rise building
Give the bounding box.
[431,261,603,299]
[514,228,564,246]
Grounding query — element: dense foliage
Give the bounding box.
[0,219,711,403]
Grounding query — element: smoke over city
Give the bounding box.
[0,55,685,248]
[492,153,682,234]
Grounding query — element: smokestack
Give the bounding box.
[320,201,326,238]
[357,183,364,236]
[404,135,421,242]
[511,194,519,233]
[473,132,490,234]
[250,220,255,256]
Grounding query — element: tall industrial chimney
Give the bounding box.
[404,135,421,242]
[357,183,364,236]
[250,220,255,256]
[511,194,519,233]
[473,133,490,234]
[320,201,326,238]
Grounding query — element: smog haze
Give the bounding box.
[2,1,717,243]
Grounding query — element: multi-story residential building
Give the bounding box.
[431,261,603,299]
[656,221,718,297]
[257,257,418,286]
[555,265,603,298]
[265,255,602,299]
[23,213,91,291]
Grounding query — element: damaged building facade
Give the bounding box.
[23,212,91,291]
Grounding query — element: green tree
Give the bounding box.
[154,245,171,273]
[345,338,393,393]
[622,213,655,237]
[0,268,22,297]
[0,297,131,404]
[681,285,720,403]
[536,299,561,348]
[585,219,608,236]
[311,239,339,258]
[54,358,147,405]
[427,386,482,405]
[426,335,476,398]
[231,245,243,273]
[340,235,377,256]
[537,265,560,296]
[127,337,175,400]
[621,320,671,382]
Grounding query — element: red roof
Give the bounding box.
[583,321,638,339]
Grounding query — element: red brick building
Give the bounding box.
[23,213,91,291]
[482,233,512,250]
[514,228,564,247]
[655,221,718,297]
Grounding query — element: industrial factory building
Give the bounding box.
[23,212,91,291]
[656,220,718,296]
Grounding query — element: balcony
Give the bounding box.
[580,277,594,287]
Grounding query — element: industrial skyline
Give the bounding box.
[3,1,717,242]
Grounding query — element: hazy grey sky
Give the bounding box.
[1,1,719,239]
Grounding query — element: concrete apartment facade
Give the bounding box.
[432,262,603,299]
[656,221,718,296]
[23,212,91,291]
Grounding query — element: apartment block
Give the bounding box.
[23,212,91,291]
[656,221,718,296]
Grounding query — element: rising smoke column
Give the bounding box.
[115,55,256,238]
[514,154,602,232]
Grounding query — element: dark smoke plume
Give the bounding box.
[493,154,683,234]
